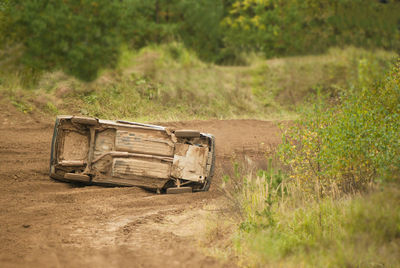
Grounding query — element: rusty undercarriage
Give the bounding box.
[49,116,215,193]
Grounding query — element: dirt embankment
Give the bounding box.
[0,104,281,268]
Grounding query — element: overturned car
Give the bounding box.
[49,116,215,193]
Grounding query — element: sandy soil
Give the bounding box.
[0,104,281,268]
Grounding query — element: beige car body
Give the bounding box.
[49,116,215,193]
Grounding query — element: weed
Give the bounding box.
[44,102,58,115]
[10,97,33,114]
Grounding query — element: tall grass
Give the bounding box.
[1,45,396,122]
[239,185,399,267]
[218,162,400,267]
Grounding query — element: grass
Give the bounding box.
[209,164,400,267]
[0,44,397,122]
[241,185,400,267]
[238,184,400,267]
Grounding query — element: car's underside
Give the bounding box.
[49,116,215,193]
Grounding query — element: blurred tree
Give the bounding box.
[122,0,226,63]
[1,0,399,81]
[3,0,125,81]
[122,0,179,48]
[222,0,400,57]
[175,0,224,62]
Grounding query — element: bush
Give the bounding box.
[279,58,400,194]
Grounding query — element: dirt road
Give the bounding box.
[0,104,281,268]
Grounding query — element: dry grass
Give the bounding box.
[204,160,400,267]
[1,45,396,122]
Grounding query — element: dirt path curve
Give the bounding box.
[0,105,281,268]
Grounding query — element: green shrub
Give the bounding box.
[279,58,400,194]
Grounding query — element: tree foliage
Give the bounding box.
[223,0,400,57]
[3,0,124,81]
[1,0,399,81]
[122,0,225,62]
